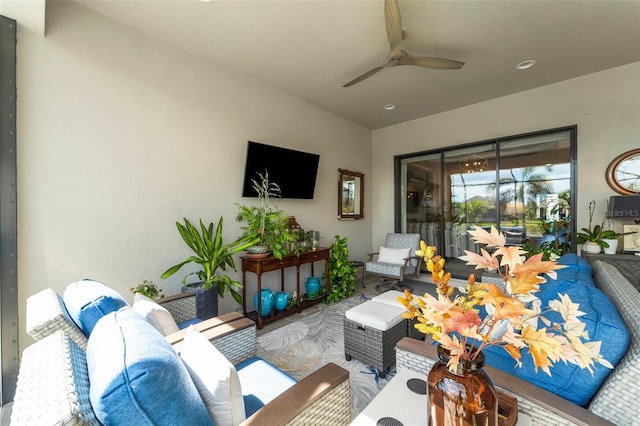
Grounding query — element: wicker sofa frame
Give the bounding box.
[395,259,640,426]
[18,290,351,426]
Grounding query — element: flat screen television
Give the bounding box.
[241,141,320,199]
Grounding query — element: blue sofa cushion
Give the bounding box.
[554,265,596,288]
[557,253,592,273]
[236,357,296,418]
[63,279,128,336]
[86,308,213,426]
[483,271,629,406]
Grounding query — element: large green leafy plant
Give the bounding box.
[236,171,294,259]
[161,217,258,304]
[324,234,356,304]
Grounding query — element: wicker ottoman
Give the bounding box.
[372,290,424,340]
[344,300,407,378]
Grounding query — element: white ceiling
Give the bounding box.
[75,0,640,130]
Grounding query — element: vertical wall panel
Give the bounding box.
[0,14,18,404]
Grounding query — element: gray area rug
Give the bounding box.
[256,293,392,419]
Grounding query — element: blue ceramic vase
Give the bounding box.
[253,288,274,316]
[274,292,290,311]
[305,277,321,298]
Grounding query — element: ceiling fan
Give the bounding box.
[343,0,464,88]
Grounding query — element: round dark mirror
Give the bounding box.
[605,148,640,195]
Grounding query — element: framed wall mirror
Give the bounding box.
[338,169,364,220]
[606,148,640,195]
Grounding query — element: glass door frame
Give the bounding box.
[394,125,577,258]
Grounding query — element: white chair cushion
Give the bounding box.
[180,327,246,426]
[132,293,180,336]
[371,290,405,308]
[345,300,406,331]
[377,246,411,265]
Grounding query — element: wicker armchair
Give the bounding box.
[20,289,351,426]
[365,233,422,292]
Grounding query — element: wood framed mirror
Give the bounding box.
[338,169,364,220]
[606,148,640,195]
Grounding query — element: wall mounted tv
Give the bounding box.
[241,141,320,199]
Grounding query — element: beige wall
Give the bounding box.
[10,1,372,350]
[371,62,640,249]
[6,0,639,353]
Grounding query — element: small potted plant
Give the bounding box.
[235,171,294,259]
[577,200,634,254]
[286,291,301,311]
[131,280,164,300]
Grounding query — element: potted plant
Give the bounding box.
[236,171,294,259]
[324,234,356,304]
[161,216,258,317]
[130,280,164,300]
[522,239,568,261]
[576,200,633,254]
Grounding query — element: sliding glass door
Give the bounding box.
[397,127,575,278]
[400,153,443,251]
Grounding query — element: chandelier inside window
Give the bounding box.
[459,153,489,174]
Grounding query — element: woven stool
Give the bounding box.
[343,300,407,378]
[372,290,423,340]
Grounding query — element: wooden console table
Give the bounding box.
[241,247,330,329]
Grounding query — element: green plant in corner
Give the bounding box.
[324,234,356,304]
[576,200,634,248]
[235,171,294,259]
[131,280,164,300]
[161,216,258,304]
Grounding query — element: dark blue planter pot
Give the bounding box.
[253,289,274,316]
[275,292,290,311]
[305,277,321,298]
[181,282,219,320]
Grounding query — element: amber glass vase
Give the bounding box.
[427,345,498,426]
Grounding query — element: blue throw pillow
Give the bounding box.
[63,279,128,336]
[86,308,213,426]
[483,275,629,406]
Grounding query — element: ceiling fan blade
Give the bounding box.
[384,0,403,49]
[343,66,385,88]
[405,53,464,70]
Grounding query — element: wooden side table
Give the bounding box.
[241,248,330,329]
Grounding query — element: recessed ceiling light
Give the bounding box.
[516,60,536,70]
[384,104,396,111]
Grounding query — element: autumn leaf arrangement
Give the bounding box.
[398,226,612,375]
